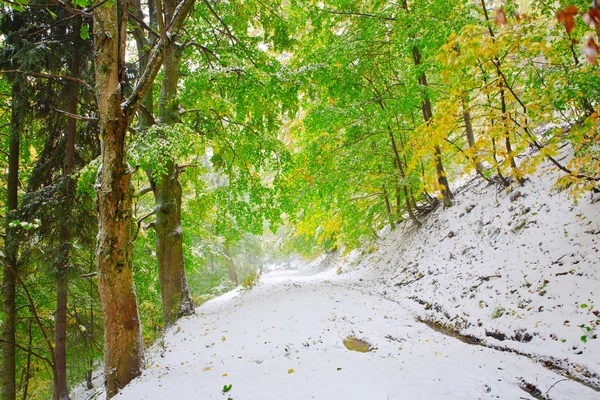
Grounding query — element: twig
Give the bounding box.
[132,210,156,242]
[545,378,568,396]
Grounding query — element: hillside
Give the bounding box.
[74,162,600,400]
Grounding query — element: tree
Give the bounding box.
[92,0,195,395]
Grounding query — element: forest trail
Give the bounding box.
[112,269,599,400]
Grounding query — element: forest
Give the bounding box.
[0,0,599,398]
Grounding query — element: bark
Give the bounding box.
[150,0,194,327]
[53,18,82,400]
[94,2,144,396]
[151,161,194,326]
[2,77,22,400]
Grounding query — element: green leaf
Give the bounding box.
[581,335,587,343]
[581,304,588,309]
[337,367,342,371]
[80,24,90,40]
[222,384,232,393]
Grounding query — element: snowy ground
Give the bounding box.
[102,268,597,400]
[75,160,600,400]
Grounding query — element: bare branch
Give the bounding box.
[48,104,97,121]
[0,339,53,368]
[128,10,161,39]
[137,187,154,197]
[132,210,156,242]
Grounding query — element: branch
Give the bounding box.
[0,70,94,94]
[132,210,156,242]
[48,104,97,121]
[0,339,53,368]
[123,0,197,120]
[175,163,197,178]
[137,186,154,197]
[4,263,56,368]
[325,9,395,21]
[47,0,93,16]
[201,0,237,45]
[128,10,161,39]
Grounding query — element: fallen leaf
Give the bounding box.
[288,368,295,374]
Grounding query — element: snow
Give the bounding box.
[75,160,600,400]
[341,160,600,387]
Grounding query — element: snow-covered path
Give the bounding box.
[114,270,599,400]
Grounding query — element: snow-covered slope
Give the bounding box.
[75,161,600,400]
[337,161,600,391]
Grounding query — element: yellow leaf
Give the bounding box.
[288,368,295,374]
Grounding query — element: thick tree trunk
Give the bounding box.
[2,78,22,400]
[92,0,195,395]
[95,117,144,398]
[53,19,82,400]
[151,0,194,327]
[93,2,144,397]
[152,161,194,326]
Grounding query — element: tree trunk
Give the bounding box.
[382,186,395,230]
[401,0,452,207]
[2,77,22,400]
[93,2,144,396]
[499,84,522,184]
[152,161,194,326]
[53,19,82,400]
[480,0,522,185]
[223,245,238,286]
[388,131,421,226]
[411,46,453,207]
[461,96,487,179]
[21,320,33,400]
[92,0,196,395]
[151,0,194,327]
